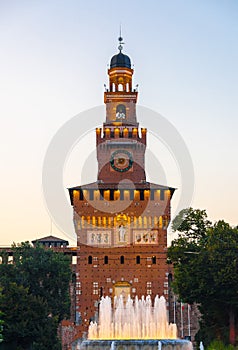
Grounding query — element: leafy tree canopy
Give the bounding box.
[168,208,238,346]
[0,242,71,350]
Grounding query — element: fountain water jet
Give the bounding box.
[88,295,177,340]
[78,295,193,349]
[199,341,204,350]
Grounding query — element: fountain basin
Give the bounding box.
[78,339,193,350]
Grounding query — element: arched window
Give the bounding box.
[118,83,123,91]
[104,256,108,264]
[120,255,125,264]
[72,273,76,283]
[168,273,173,286]
[152,256,156,264]
[88,255,92,264]
[136,255,140,264]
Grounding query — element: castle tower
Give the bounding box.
[68,37,175,334]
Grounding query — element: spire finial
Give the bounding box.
[118,24,124,52]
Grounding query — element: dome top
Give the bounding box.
[110,35,131,69]
[110,51,131,69]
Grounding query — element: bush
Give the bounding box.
[207,340,238,350]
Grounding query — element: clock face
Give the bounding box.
[110,150,133,172]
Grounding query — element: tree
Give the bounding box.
[171,207,211,240]
[168,208,238,346]
[0,242,71,349]
[0,281,49,349]
[0,307,3,344]
[12,242,71,322]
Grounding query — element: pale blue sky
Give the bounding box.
[0,1,237,245]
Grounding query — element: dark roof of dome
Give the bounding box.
[110,51,131,69]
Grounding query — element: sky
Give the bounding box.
[0,0,238,246]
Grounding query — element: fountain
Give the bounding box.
[199,341,204,350]
[78,295,193,349]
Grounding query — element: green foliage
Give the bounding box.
[0,242,71,349]
[13,242,71,321]
[168,208,238,346]
[0,282,48,346]
[172,207,211,240]
[0,311,3,343]
[207,339,238,350]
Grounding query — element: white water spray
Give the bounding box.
[88,295,177,340]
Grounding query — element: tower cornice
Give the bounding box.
[104,92,138,104]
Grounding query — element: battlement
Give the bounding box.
[96,127,147,145]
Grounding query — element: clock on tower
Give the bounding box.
[110,150,133,172]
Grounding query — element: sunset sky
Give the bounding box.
[1,1,238,246]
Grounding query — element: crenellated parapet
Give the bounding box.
[96,127,146,144]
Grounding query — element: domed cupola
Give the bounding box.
[104,35,137,118]
[110,52,131,69]
[110,36,131,69]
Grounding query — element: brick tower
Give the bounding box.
[68,37,175,335]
